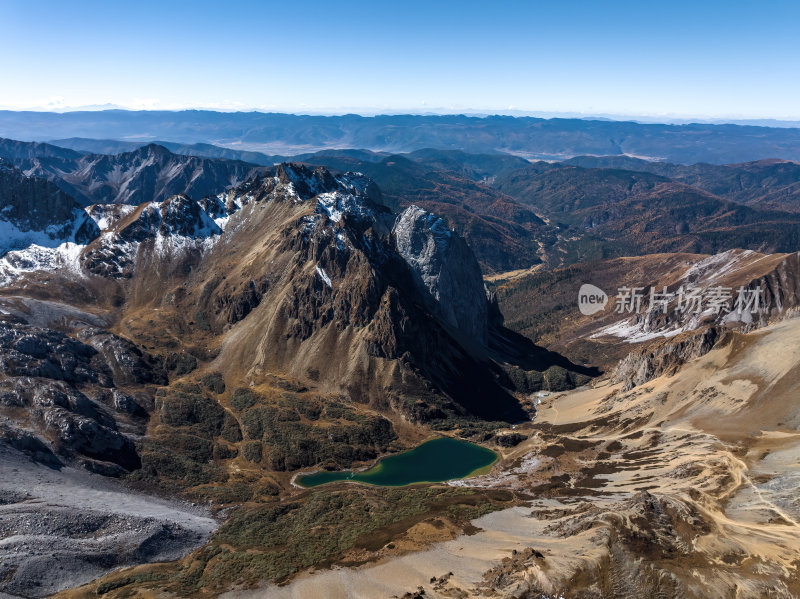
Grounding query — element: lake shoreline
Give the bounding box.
[294,437,498,488]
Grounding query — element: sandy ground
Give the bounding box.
[223,502,604,599]
[0,445,217,598]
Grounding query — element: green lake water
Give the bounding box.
[295,437,497,488]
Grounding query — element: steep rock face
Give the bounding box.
[393,205,489,346]
[0,161,99,252]
[740,251,800,321]
[644,250,800,334]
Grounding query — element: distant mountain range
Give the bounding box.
[0,138,266,206]
[3,110,800,163]
[49,137,285,165]
[492,162,800,260]
[2,136,800,274]
[563,155,800,212]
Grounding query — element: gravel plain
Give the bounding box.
[0,444,217,598]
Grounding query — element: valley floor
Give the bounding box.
[235,317,800,598]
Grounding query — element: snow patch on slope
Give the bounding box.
[85,204,137,231]
[315,265,332,288]
[315,190,373,223]
[591,318,691,344]
[0,242,86,286]
[681,249,763,286]
[0,206,93,255]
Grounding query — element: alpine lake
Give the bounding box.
[295,437,497,488]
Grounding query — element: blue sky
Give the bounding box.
[1,0,798,119]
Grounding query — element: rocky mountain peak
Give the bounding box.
[271,162,383,207]
[133,143,172,159]
[217,164,387,233]
[153,194,222,238]
[393,205,489,346]
[274,163,337,199]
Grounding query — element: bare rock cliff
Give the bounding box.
[393,205,489,346]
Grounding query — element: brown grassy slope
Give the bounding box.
[489,250,799,370]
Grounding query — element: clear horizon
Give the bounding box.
[4,106,800,127]
[2,0,799,120]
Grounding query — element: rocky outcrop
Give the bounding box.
[123,194,223,241]
[0,321,111,385]
[613,327,723,391]
[77,328,167,386]
[81,194,223,278]
[0,375,140,473]
[393,205,489,346]
[0,320,164,472]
